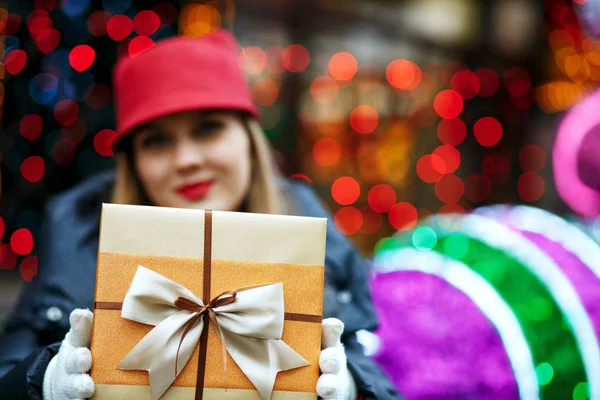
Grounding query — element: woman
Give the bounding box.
[0,30,400,400]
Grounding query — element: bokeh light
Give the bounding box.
[443,234,470,259]
[0,217,4,240]
[10,228,34,255]
[281,44,310,73]
[54,99,79,126]
[350,105,379,134]
[518,172,545,202]
[180,4,220,37]
[475,68,499,97]
[464,174,492,203]
[389,202,418,231]
[107,15,133,41]
[102,0,131,15]
[20,114,43,141]
[437,118,467,145]
[5,49,27,75]
[432,145,460,174]
[69,45,95,72]
[386,59,421,90]
[474,117,502,146]
[435,174,464,203]
[29,73,58,104]
[451,69,480,99]
[153,2,177,27]
[134,10,160,36]
[434,90,463,119]
[88,11,110,36]
[251,78,279,106]
[93,129,117,156]
[409,103,438,128]
[0,245,17,270]
[21,156,45,183]
[334,207,363,235]
[241,46,267,75]
[483,154,511,184]
[417,154,445,183]
[20,256,38,282]
[266,45,285,73]
[360,207,382,235]
[310,76,339,104]
[412,226,438,251]
[52,139,77,166]
[128,36,155,58]
[84,83,110,110]
[519,144,546,172]
[313,138,341,167]
[503,67,531,97]
[368,184,397,213]
[328,52,358,81]
[332,176,360,205]
[36,28,60,54]
[573,382,589,400]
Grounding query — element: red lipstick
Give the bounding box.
[176,181,214,200]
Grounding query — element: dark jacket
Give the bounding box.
[0,172,401,399]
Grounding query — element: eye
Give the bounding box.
[194,119,224,137]
[139,131,170,149]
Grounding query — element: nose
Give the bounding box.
[173,140,205,172]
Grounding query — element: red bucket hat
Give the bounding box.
[112,29,259,149]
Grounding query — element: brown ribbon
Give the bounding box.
[94,210,322,399]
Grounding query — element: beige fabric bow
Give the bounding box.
[116,266,310,400]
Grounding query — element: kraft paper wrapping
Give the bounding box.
[90,204,326,399]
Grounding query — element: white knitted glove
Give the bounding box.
[42,309,95,400]
[317,318,357,400]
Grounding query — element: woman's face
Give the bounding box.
[132,110,252,211]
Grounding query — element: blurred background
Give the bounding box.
[0,0,595,329]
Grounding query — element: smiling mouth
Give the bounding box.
[176,180,214,200]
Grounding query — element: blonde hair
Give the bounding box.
[111,114,290,215]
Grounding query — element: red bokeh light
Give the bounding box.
[0,216,4,240]
[153,2,178,27]
[518,172,545,202]
[20,256,38,282]
[5,14,22,36]
[417,154,445,183]
[350,105,379,134]
[28,13,52,40]
[21,156,45,183]
[451,70,480,99]
[313,138,341,167]
[334,207,363,235]
[476,68,500,98]
[329,52,358,81]
[36,28,60,54]
[5,50,27,75]
[10,228,34,255]
[438,203,465,215]
[52,139,77,166]
[464,174,492,203]
[289,173,312,184]
[503,68,531,97]
[281,44,310,73]
[519,144,546,172]
[483,154,510,184]
[435,174,464,203]
[251,78,279,106]
[437,118,466,145]
[474,117,502,147]
[88,11,110,36]
[409,103,438,128]
[62,119,87,144]
[107,15,133,41]
[134,10,160,36]
[0,244,17,270]
[360,207,382,235]
[332,177,360,205]
[386,59,422,90]
[129,36,155,58]
[368,184,397,213]
[310,76,339,104]
[266,45,285,73]
[434,90,463,119]
[433,145,460,174]
[69,45,95,72]
[389,202,418,231]
[241,46,267,75]
[94,129,117,156]
[34,0,56,10]
[84,83,111,110]
[20,114,43,141]
[54,100,79,127]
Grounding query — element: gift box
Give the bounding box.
[90,204,326,400]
